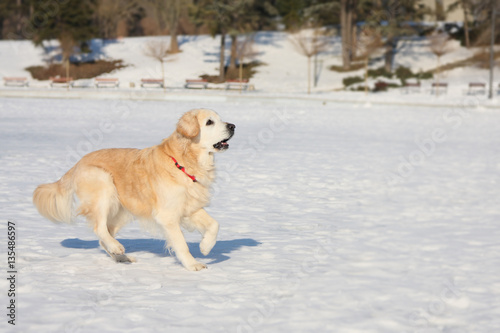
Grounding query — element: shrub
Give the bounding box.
[26,60,126,80]
[395,66,414,85]
[373,80,388,92]
[418,70,433,80]
[373,80,399,92]
[343,75,364,87]
[395,66,433,85]
[350,86,369,92]
[329,62,365,72]
[367,66,393,79]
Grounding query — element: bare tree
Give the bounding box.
[234,34,258,92]
[59,31,76,89]
[429,31,452,97]
[357,27,382,94]
[290,28,329,94]
[149,0,188,53]
[96,0,141,39]
[144,39,170,90]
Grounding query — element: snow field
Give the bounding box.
[0,97,499,332]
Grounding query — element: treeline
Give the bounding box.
[0,0,497,75]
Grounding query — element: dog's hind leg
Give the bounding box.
[189,209,219,256]
[105,207,135,263]
[75,167,130,262]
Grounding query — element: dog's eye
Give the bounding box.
[206,119,214,126]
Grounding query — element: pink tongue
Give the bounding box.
[222,142,228,146]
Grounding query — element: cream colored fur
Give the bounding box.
[33,109,234,271]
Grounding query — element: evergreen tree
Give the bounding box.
[276,0,307,29]
[0,0,31,40]
[30,0,97,77]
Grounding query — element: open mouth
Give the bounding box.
[213,137,231,150]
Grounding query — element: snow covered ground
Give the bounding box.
[1,96,499,332]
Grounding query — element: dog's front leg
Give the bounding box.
[190,209,220,256]
[157,213,207,271]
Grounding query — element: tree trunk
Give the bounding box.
[341,0,351,70]
[384,38,395,73]
[346,0,353,61]
[169,20,179,53]
[364,56,369,95]
[65,57,70,91]
[351,24,357,59]
[461,0,470,48]
[16,0,22,37]
[436,55,440,97]
[239,56,243,94]
[161,60,166,92]
[228,34,238,76]
[219,33,226,82]
[307,56,311,94]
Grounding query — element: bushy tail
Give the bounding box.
[33,167,75,223]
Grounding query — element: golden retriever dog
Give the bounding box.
[33,109,235,271]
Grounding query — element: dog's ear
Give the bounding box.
[176,111,200,139]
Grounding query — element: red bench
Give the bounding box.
[185,79,208,89]
[4,77,29,87]
[95,77,119,88]
[467,82,485,95]
[141,79,164,88]
[402,82,421,94]
[431,82,448,95]
[226,79,252,91]
[50,77,73,88]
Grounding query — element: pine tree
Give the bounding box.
[0,0,31,40]
[30,0,97,77]
[276,0,307,29]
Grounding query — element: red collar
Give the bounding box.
[169,156,197,182]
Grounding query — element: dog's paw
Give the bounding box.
[108,242,125,256]
[114,254,136,263]
[200,238,216,256]
[186,261,207,271]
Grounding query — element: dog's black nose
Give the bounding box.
[227,123,235,132]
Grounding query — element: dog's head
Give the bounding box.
[176,109,235,152]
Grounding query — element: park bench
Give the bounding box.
[50,77,73,88]
[141,78,164,88]
[3,77,29,87]
[465,82,485,95]
[401,82,421,94]
[185,79,209,89]
[431,82,448,95]
[225,79,252,91]
[95,77,119,88]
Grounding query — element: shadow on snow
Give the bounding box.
[61,237,261,265]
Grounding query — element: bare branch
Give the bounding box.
[290,28,329,59]
[429,31,452,58]
[144,39,170,61]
